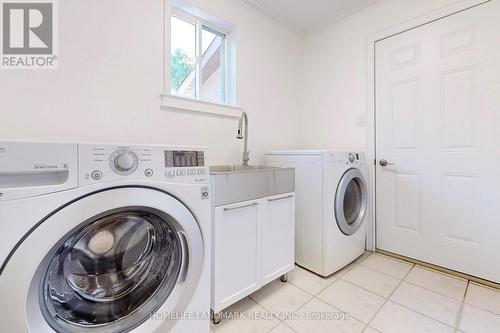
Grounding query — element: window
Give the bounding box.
[170,9,228,104]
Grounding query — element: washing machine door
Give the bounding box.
[0,187,204,333]
[335,168,367,236]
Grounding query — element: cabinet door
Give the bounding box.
[212,200,262,312]
[261,193,295,285]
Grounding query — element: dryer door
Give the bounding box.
[0,187,204,333]
[335,168,368,236]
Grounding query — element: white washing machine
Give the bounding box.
[0,141,210,333]
[267,150,368,277]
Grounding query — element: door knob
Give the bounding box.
[379,159,395,167]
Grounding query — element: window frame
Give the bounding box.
[169,7,230,105]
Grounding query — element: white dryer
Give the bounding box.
[267,150,368,276]
[0,141,210,333]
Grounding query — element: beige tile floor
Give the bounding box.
[211,252,500,333]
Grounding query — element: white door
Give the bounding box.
[376,1,500,283]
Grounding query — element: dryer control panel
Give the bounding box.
[79,144,208,186]
[327,151,366,168]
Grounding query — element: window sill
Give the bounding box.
[161,94,243,119]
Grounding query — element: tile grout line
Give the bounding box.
[294,253,472,330]
[266,321,299,333]
[281,289,368,329]
[348,257,413,281]
[376,252,470,286]
[249,259,363,324]
[255,252,499,332]
[282,254,372,331]
[286,269,339,298]
[336,267,402,298]
[264,318,289,333]
[414,264,471,284]
[247,294,279,318]
[287,251,368,292]
[364,262,415,330]
[315,280,381,326]
[211,296,282,333]
[310,253,401,331]
[331,256,488,331]
[249,280,316,324]
[359,255,470,302]
[389,294,461,329]
[364,263,466,330]
[247,294,285,323]
[359,252,415,270]
[329,277,387,302]
[319,253,388,330]
[226,252,500,333]
[400,278,467,302]
[453,280,470,332]
[309,296,369,330]
[458,282,500,317]
[462,297,500,317]
[251,256,368,330]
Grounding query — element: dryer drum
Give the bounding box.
[335,168,368,236]
[39,210,182,329]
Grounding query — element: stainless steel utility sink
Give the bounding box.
[209,165,295,206]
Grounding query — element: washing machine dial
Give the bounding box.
[348,153,356,163]
[110,150,138,175]
[115,153,135,171]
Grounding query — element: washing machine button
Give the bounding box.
[91,170,103,180]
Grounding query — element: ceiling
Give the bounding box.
[241,0,379,35]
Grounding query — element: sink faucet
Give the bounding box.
[237,111,250,166]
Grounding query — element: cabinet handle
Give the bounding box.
[268,194,294,202]
[223,202,259,211]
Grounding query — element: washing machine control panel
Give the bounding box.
[79,144,208,185]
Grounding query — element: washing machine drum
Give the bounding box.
[335,168,368,235]
[0,187,204,333]
[41,210,181,328]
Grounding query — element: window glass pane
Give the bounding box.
[171,16,196,98]
[200,26,226,103]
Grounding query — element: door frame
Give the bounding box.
[364,0,490,251]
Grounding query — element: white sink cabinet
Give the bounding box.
[209,167,295,323]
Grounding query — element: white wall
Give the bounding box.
[299,0,469,151]
[0,0,303,166]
